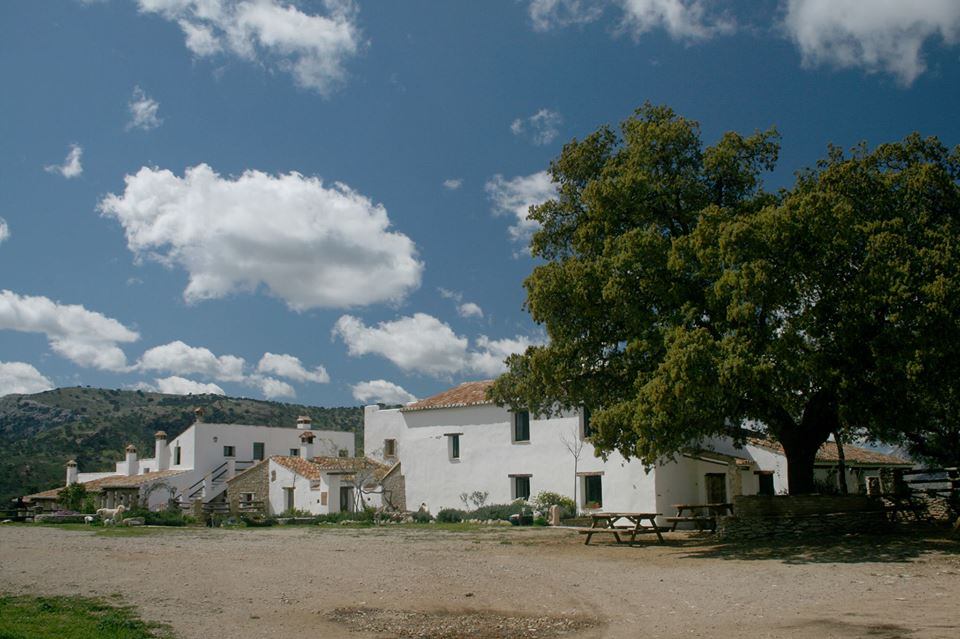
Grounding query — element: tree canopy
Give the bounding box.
[489,104,960,493]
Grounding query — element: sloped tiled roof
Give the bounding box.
[271,455,392,482]
[23,469,187,502]
[748,438,911,466]
[401,380,495,412]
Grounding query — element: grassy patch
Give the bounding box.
[0,594,174,639]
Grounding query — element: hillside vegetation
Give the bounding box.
[0,387,363,505]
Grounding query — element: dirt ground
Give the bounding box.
[1,524,958,639]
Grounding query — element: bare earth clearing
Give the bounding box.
[1,524,958,639]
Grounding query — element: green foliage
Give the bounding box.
[0,387,364,505]
[0,594,174,639]
[532,491,576,518]
[57,483,88,512]
[490,103,960,491]
[468,500,527,521]
[436,508,466,523]
[280,508,312,518]
[411,509,433,523]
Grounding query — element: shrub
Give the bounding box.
[533,491,577,518]
[57,484,88,512]
[436,508,466,523]
[412,509,433,523]
[468,500,528,521]
[143,510,189,526]
[242,515,277,527]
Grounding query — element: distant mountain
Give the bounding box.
[0,387,363,505]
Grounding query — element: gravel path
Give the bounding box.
[0,524,958,639]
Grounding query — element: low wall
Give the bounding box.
[717,494,889,541]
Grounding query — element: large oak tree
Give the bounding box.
[489,104,960,494]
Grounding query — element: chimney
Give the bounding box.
[125,444,139,476]
[299,430,315,459]
[296,415,312,430]
[194,407,205,423]
[65,460,78,486]
[155,431,169,471]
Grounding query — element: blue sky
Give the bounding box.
[1,0,959,406]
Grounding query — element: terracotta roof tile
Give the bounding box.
[401,380,495,412]
[270,456,391,482]
[23,469,187,502]
[748,438,911,466]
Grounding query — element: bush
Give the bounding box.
[242,515,276,527]
[412,509,433,523]
[57,484,88,512]
[143,510,189,526]
[468,500,528,521]
[436,508,466,523]
[533,491,577,518]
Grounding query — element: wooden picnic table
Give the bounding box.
[577,512,664,545]
[666,503,733,532]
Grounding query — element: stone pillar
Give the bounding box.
[227,458,237,479]
[727,462,743,498]
[548,504,561,526]
[202,473,213,499]
[192,497,204,522]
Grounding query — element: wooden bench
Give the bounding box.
[665,515,715,532]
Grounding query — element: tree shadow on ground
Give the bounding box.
[670,526,960,564]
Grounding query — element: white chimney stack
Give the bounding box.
[299,430,315,459]
[125,444,139,476]
[296,415,312,430]
[65,460,78,486]
[155,431,169,471]
[194,407,205,423]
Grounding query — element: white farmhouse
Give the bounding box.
[364,381,911,522]
[23,410,355,512]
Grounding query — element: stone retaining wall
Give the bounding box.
[716,494,890,542]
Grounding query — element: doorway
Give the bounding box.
[705,473,727,503]
[340,486,354,512]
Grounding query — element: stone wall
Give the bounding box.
[226,460,269,515]
[380,466,406,512]
[717,494,889,542]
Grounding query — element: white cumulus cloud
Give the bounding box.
[0,290,138,371]
[250,375,296,399]
[0,361,54,397]
[152,375,226,396]
[138,340,246,382]
[45,144,83,179]
[98,164,422,310]
[510,108,562,146]
[334,312,542,378]
[783,0,960,86]
[351,379,416,405]
[334,313,469,377]
[256,352,329,384]
[458,302,484,319]
[136,0,363,93]
[0,218,9,245]
[442,178,463,190]
[127,85,163,131]
[485,171,557,243]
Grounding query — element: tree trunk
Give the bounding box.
[782,442,819,495]
[775,390,839,495]
[833,430,848,495]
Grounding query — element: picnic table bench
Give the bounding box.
[576,512,664,545]
[665,503,733,532]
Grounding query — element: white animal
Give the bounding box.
[95,504,126,524]
[84,515,95,524]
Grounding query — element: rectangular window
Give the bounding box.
[757,472,775,496]
[581,407,593,438]
[223,445,235,458]
[384,438,397,458]
[173,446,181,465]
[240,492,254,503]
[513,411,530,442]
[289,448,299,457]
[253,442,265,461]
[584,475,602,508]
[511,475,531,501]
[447,434,461,460]
[142,467,150,473]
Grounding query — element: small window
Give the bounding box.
[513,411,530,443]
[240,492,254,503]
[581,407,594,438]
[584,475,602,508]
[338,449,348,458]
[223,445,235,457]
[253,442,265,461]
[511,475,531,501]
[270,470,276,482]
[290,448,299,457]
[447,434,461,460]
[173,446,181,465]
[142,467,150,473]
[757,472,774,496]
[384,438,397,458]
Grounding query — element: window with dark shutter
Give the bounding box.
[513,411,530,442]
[253,442,265,461]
